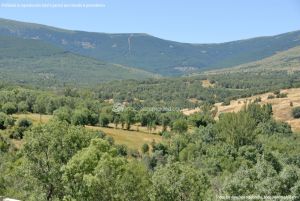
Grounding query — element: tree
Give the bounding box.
[244,103,272,125]
[138,111,158,132]
[121,107,136,130]
[99,113,110,127]
[10,118,32,139]
[160,113,170,132]
[17,101,29,113]
[62,138,151,201]
[188,112,215,127]
[217,111,257,149]
[112,113,121,128]
[22,121,96,200]
[53,106,72,123]
[71,108,90,125]
[0,112,14,130]
[172,119,188,134]
[2,102,17,115]
[150,162,210,201]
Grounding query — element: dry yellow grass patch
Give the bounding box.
[181,107,201,115]
[215,88,300,132]
[86,125,162,150]
[201,79,215,88]
[180,88,300,132]
[13,113,52,123]
[12,113,162,150]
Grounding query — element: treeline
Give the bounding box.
[1,102,300,200]
[95,71,300,108]
[0,86,217,136]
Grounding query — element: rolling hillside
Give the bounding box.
[1,18,300,76]
[0,35,158,86]
[215,88,300,132]
[203,46,300,74]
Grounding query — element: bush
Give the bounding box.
[276,93,288,98]
[292,107,300,119]
[267,95,275,99]
[17,118,32,128]
[10,118,32,139]
[141,143,149,154]
[222,99,231,106]
[115,144,128,156]
[0,112,15,130]
[2,102,17,115]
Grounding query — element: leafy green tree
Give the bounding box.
[160,113,170,132]
[112,112,121,128]
[0,112,14,130]
[71,108,90,125]
[255,119,292,137]
[10,118,32,139]
[53,106,72,123]
[33,95,47,114]
[17,101,29,113]
[2,102,17,115]
[217,111,257,149]
[138,111,158,132]
[150,162,210,201]
[22,121,96,200]
[99,113,110,127]
[63,138,150,201]
[116,161,151,201]
[244,103,273,124]
[188,112,215,127]
[172,119,188,134]
[121,107,136,130]
[223,158,300,197]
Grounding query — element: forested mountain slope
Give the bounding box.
[1,18,300,76]
[0,35,158,86]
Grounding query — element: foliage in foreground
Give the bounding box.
[1,103,300,200]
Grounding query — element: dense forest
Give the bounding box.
[0,82,300,200]
[96,71,300,108]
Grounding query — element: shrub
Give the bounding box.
[115,144,128,156]
[10,118,32,139]
[0,112,15,130]
[222,99,231,106]
[292,107,300,119]
[276,93,288,98]
[17,118,32,128]
[2,102,17,115]
[141,143,149,154]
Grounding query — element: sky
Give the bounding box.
[0,0,300,43]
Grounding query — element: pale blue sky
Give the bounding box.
[0,0,300,43]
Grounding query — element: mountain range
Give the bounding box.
[0,18,300,85]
